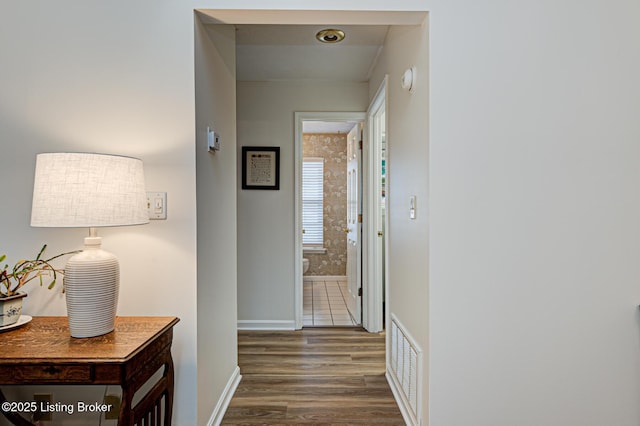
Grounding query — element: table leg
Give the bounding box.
[164,352,175,426]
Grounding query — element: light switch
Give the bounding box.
[207,127,220,153]
[147,192,167,220]
[409,195,416,220]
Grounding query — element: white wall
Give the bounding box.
[236,81,368,326]
[0,2,200,424]
[194,20,239,425]
[369,20,430,425]
[429,1,640,425]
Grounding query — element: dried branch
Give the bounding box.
[0,245,78,298]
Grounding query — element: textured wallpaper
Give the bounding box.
[303,133,347,276]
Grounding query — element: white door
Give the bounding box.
[345,124,362,324]
[362,77,387,333]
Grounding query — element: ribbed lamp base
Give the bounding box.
[65,239,119,338]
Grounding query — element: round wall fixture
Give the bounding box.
[316,29,345,43]
[401,66,417,93]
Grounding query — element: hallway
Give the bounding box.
[221,328,404,424]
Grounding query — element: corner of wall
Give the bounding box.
[194,14,239,426]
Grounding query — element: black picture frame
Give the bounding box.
[241,146,280,190]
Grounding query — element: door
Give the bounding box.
[362,77,387,332]
[345,124,362,324]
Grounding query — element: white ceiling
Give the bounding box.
[235,24,389,82]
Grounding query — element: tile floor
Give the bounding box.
[303,278,358,327]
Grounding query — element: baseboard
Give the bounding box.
[302,275,347,282]
[237,320,296,330]
[207,366,241,426]
[386,370,419,426]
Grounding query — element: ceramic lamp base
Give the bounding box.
[65,237,119,338]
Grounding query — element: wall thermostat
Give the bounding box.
[207,127,220,153]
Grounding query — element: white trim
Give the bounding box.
[363,76,388,333]
[294,113,304,330]
[386,370,419,426]
[303,246,327,254]
[302,275,347,282]
[237,320,296,330]
[206,366,241,426]
[294,111,366,330]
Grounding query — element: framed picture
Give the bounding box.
[242,146,280,190]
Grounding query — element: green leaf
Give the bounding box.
[36,244,47,260]
[48,279,56,290]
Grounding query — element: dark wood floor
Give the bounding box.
[221,327,405,425]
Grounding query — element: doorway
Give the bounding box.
[295,112,365,328]
[301,120,361,326]
[197,9,426,335]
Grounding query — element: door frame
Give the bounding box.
[294,111,366,329]
[363,76,388,333]
[346,123,363,324]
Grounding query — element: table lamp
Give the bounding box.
[30,153,149,338]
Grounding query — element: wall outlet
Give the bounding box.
[104,394,121,420]
[33,393,52,421]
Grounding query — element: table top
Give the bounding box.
[0,316,179,364]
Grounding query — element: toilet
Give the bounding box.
[302,258,309,274]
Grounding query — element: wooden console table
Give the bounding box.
[0,316,179,426]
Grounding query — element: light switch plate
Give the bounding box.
[207,127,220,152]
[147,192,167,220]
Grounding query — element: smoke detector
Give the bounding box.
[401,66,417,93]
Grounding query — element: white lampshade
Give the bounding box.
[31,153,149,228]
[30,152,148,338]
